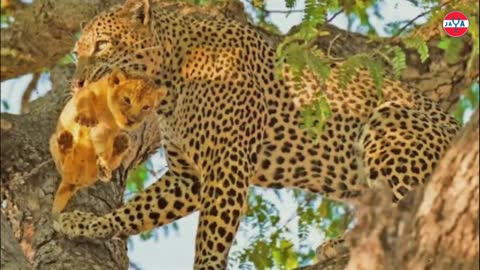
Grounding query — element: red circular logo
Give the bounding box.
[443,11,470,37]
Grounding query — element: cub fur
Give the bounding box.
[50,70,166,213]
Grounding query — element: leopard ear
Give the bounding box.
[119,0,151,26]
[109,69,127,86]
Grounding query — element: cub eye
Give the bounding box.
[123,97,131,105]
[142,105,150,111]
[94,40,109,53]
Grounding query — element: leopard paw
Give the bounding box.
[57,131,73,153]
[54,210,114,239]
[74,113,98,127]
[112,133,130,156]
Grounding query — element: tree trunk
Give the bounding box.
[0,1,478,270]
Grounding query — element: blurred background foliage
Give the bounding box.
[1,0,478,269]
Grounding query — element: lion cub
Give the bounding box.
[50,70,165,213]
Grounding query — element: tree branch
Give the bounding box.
[20,72,40,114]
[0,0,122,82]
[1,212,32,270]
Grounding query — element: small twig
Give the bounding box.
[21,72,40,114]
[393,1,451,38]
[327,34,342,59]
[326,9,344,23]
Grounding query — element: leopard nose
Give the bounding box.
[71,79,85,92]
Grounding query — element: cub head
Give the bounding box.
[106,69,166,130]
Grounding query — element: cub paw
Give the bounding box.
[57,131,73,153]
[112,134,130,156]
[75,113,98,127]
[54,210,113,239]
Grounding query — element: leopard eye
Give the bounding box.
[94,40,109,53]
[142,105,150,111]
[123,96,131,105]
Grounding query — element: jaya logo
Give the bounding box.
[443,11,469,37]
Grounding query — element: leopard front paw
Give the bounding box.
[54,210,114,239]
[74,113,98,127]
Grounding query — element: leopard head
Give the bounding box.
[72,0,173,91]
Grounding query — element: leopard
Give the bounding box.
[56,1,460,269]
[51,69,164,212]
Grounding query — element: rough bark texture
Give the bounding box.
[1,212,31,270]
[0,1,478,270]
[0,0,122,81]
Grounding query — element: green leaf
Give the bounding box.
[126,163,149,194]
[286,0,297,9]
[366,60,385,101]
[391,46,407,79]
[338,54,369,89]
[249,241,274,270]
[404,36,429,63]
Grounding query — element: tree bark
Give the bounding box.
[1,212,31,270]
[0,1,478,270]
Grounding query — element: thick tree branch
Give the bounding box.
[0,0,121,82]
[1,212,31,270]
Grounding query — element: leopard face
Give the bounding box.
[72,4,158,91]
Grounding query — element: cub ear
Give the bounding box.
[109,69,127,86]
[120,0,151,26]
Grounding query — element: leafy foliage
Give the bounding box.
[390,46,407,79]
[229,188,351,269]
[437,37,465,64]
[403,36,429,63]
